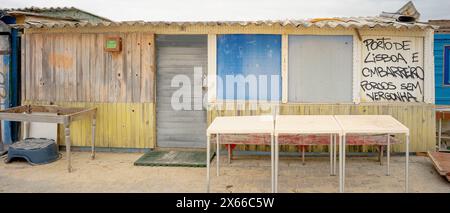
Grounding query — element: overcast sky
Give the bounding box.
[1,0,449,22]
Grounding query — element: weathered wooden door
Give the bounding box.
[156,35,207,148]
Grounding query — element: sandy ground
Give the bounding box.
[0,151,449,193]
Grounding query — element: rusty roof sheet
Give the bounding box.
[19,16,437,30]
[3,6,112,22]
[429,20,450,33]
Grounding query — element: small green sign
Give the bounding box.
[106,40,117,49]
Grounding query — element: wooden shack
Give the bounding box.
[20,16,436,153]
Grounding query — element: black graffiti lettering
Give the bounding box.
[396,40,411,51]
[364,52,408,64]
[400,81,423,94]
[363,37,412,51]
[366,91,418,102]
[361,66,424,80]
[412,52,419,63]
[408,66,424,80]
[360,80,396,92]
[361,37,422,103]
[363,38,391,51]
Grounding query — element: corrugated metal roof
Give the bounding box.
[429,20,450,33]
[5,10,81,21]
[3,6,112,22]
[4,6,77,12]
[19,16,437,30]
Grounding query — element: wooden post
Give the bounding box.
[24,121,30,139]
[64,123,72,172]
[91,118,96,159]
[378,145,384,165]
[302,145,306,165]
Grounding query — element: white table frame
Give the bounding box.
[206,115,275,193]
[273,115,342,192]
[206,114,410,193]
[334,115,410,193]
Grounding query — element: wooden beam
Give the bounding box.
[30,105,84,115]
[0,105,29,113]
[354,28,362,41]
[0,105,97,124]
[68,108,97,122]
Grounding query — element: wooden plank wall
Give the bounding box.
[23,32,156,149]
[208,103,436,152]
[23,100,155,148]
[23,32,155,103]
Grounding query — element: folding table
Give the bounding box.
[206,115,275,192]
[334,115,410,192]
[273,115,342,192]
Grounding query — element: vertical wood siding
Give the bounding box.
[208,103,435,152]
[23,32,155,103]
[23,100,155,148]
[22,32,156,149]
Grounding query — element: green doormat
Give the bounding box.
[134,150,208,167]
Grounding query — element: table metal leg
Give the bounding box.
[206,134,211,193]
[333,134,337,176]
[216,133,220,177]
[330,134,333,176]
[339,134,343,193]
[406,134,409,193]
[271,134,275,193]
[91,118,96,160]
[64,123,72,173]
[379,145,383,166]
[275,135,279,193]
[342,134,346,192]
[387,134,390,176]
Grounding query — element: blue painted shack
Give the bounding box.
[430,20,450,105]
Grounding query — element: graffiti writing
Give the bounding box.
[360,37,424,103]
[361,66,424,80]
[366,91,418,102]
[363,37,411,51]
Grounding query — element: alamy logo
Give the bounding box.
[170,66,280,111]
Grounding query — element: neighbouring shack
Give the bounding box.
[429,19,450,150]
[19,15,437,153]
